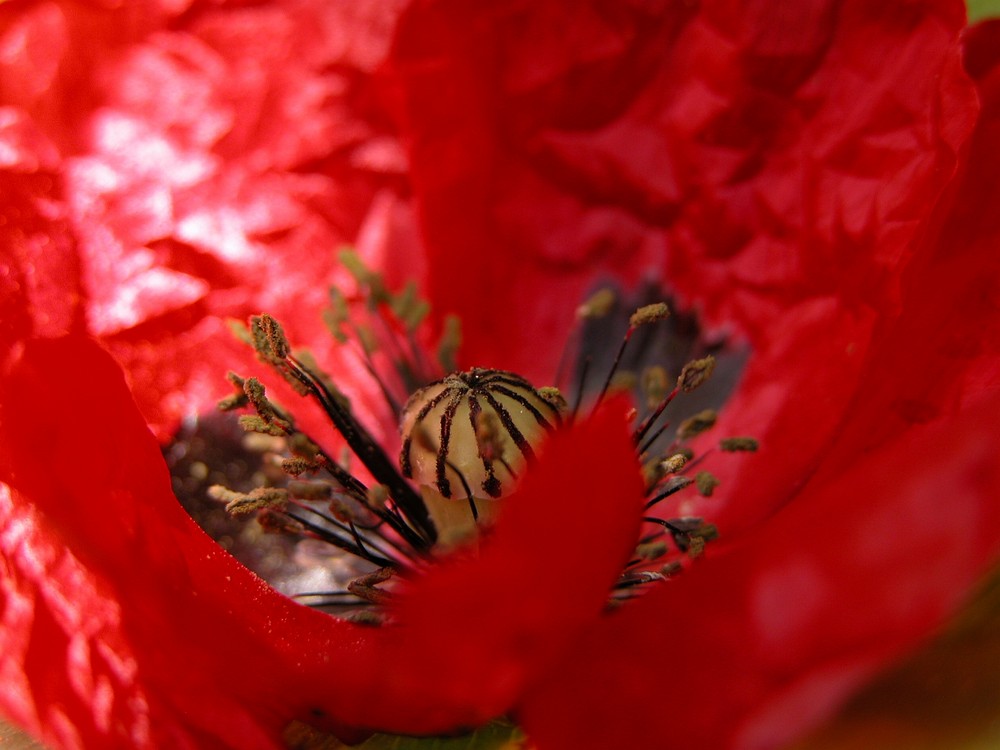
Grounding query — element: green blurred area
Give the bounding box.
[285,719,524,749]
[968,0,1000,22]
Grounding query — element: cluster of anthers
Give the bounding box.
[210,251,757,620]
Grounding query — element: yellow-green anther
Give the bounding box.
[720,436,759,452]
[678,356,716,392]
[661,453,688,474]
[576,288,616,319]
[217,393,247,412]
[281,457,313,476]
[238,414,288,437]
[642,365,670,408]
[695,471,720,497]
[209,485,289,515]
[629,302,670,327]
[288,481,332,501]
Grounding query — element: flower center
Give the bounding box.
[172,251,754,619]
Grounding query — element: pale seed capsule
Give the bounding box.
[399,368,562,543]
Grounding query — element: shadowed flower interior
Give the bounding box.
[4,3,1000,749]
[198,256,752,621]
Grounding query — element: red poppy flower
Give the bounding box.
[3,2,1000,750]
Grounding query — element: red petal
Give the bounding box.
[713,12,1000,529]
[385,0,975,383]
[520,390,1000,750]
[0,109,83,352]
[2,0,419,439]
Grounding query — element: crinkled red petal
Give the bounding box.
[387,0,974,367]
[0,113,83,353]
[517,24,1000,747]
[1,0,421,439]
[0,332,643,744]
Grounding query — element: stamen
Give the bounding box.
[208,485,289,515]
[248,375,429,555]
[662,454,687,474]
[720,436,759,452]
[293,591,368,600]
[390,280,431,332]
[677,355,716,392]
[555,287,616,388]
[281,457,315,476]
[641,366,670,409]
[238,414,288,438]
[609,370,638,393]
[322,287,351,343]
[642,458,669,490]
[353,323,379,357]
[577,288,617,320]
[217,374,248,411]
[635,540,668,561]
[641,516,717,553]
[260,313,291,360]
[694,471,720,497]
[347,567,395,605]
[592,302,670,412]
[242,378,276,421]
[437,315,462,374]
[287,481,332,501]
[614,571,667,589]
[633,355,715,448]
[295,501,385,562]
[629,302,671,328]
[339,248,390,306]
[366,485,389,510]
[293,591,375,611]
